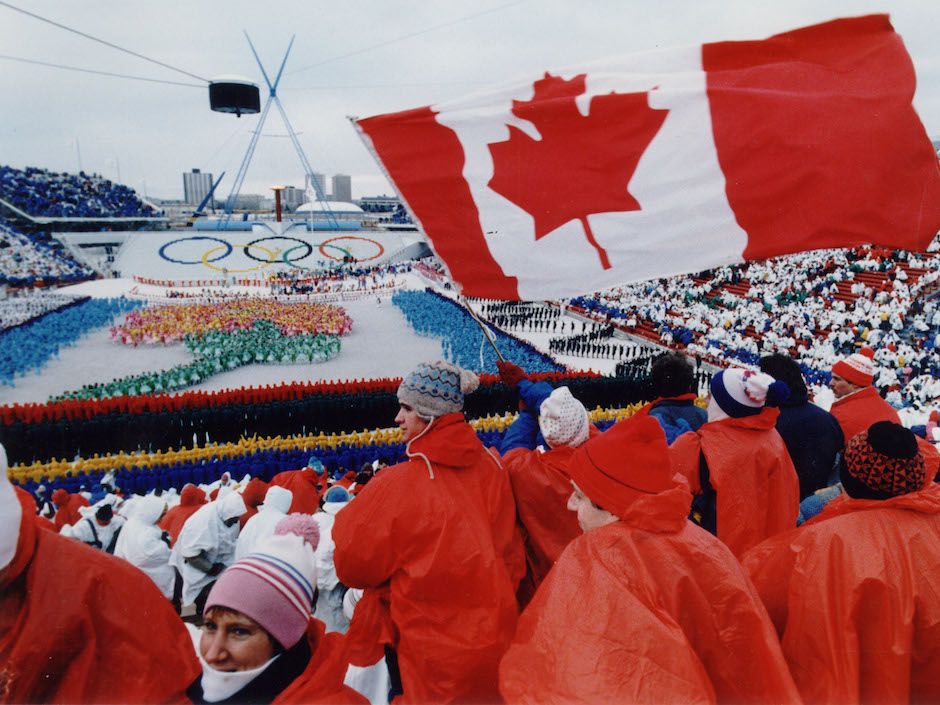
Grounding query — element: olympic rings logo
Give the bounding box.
[158,235,386,272]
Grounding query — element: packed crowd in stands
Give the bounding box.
[569,244,940,408]
[0,220,95,286]
[4,350,940,704]
[0,164,156,219]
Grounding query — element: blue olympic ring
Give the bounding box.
[159,236,233,264]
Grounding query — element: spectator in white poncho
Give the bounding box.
[233,485,293,560]
[114,495,174,599]
[169,491,246,615]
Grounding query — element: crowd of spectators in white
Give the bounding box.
[570,244,940,409]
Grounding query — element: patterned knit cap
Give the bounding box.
[397,360,479,419]
[844,421,926,497]
[539,387,590,448]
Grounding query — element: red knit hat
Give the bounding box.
[566,409,676,519]
[832,347,875,386]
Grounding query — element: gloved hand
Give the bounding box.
[497,360,527,389]
[208,562,226,577]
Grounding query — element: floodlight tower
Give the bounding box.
[216,34,338,231]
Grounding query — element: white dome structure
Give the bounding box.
[295,201,364,215]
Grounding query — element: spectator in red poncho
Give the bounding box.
[744,421,940,704]
[271,458,328,513]
[0,445,200,703]
[829,347,900,439]
[499,409,800,705]
[497,360,590,606]
[333,360,523,704]
[830,348,940,479]
[671,368,800,557]
[239,477,270,529]
[158,483,207,546]
[51,487,89,531]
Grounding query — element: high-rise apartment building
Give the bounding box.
[332,174,352,202]
[182,168,214,205]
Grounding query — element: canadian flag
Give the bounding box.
[356,15,940,300]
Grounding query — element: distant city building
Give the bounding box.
[332,174,352,202]
[182,168,214,206]
[282,186,305,211]
[308,172,328,199]
[357,195,401,212]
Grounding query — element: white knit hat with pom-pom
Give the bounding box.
[397,360,479,419]
[539,387,590,449]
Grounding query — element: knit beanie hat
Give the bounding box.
[566,409,679,519]
[710,368,787,418]
[274,513,321,551]
[539,387,590,449]
[307,457,325,476]
[842,421,926,499]
[832,347,876,386]
[397,360,479,420]
[205,533,317,650]
[324,486,351,504]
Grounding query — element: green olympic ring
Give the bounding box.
[282,243,353,271]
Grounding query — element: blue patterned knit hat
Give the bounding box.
[397,360,479,419]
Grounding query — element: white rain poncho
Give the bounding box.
[234,485,292,560]
[169,491,246,604]
[114,495,174,598]
[67,514,125,552]
[312,495,351,633]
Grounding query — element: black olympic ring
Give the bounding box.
[243,237,313,263]
[159,236,232,264]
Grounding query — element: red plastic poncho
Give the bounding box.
[238,477,269,529]
[829,385,900,441]
[158,484,207,546]
[333,412,523,705]
[0,488,199,704]
[829,386,940,479]
[499,486,800,704]
[271,468,325,514]
[272,619,368,705]
[671,408,799,557]
[503,445,581,606]
[51,489,90,531]
[743,482,940,705]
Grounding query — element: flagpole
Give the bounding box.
[460,294,505,362]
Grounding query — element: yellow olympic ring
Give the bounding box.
[201,243,279,273]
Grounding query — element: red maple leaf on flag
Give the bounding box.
[488,72,669,269]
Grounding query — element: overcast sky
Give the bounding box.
[1,0,937,201]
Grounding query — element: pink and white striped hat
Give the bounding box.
[205,532,317,650]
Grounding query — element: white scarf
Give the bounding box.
[197,650,280,703]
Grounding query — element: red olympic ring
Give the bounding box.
[319,236,385,262]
